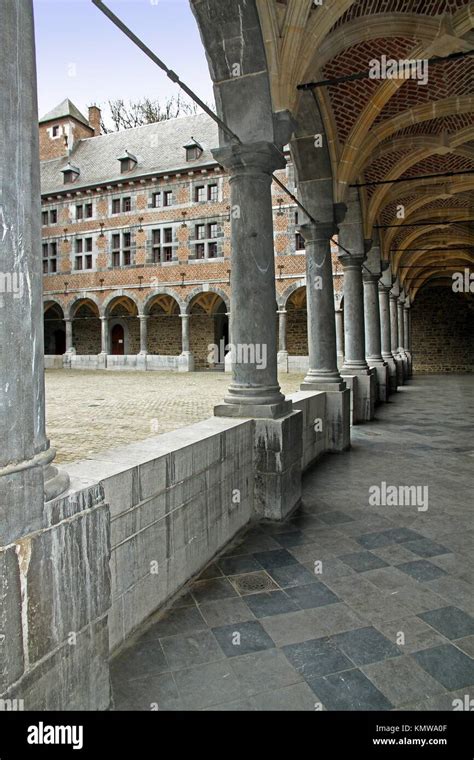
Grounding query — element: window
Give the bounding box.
[152,229,161,263]
[112,199,121,214]
[295,232,305,251]
[63,171,77,184]
[76,205,83,221]
[196,243,205,259]
[208,184,218,202]
[163,248,173,262]
[85,202,93,218]
[195,186,206,202]
[208,242,218,258]
[186,146,201,161]
[208,223,218,239]
[111,231,132,267]
[163,227,172,244]
[42,211,48,226]
[152,192,161,209]
[163,191,173,207]
[196,224,206,240]
[52,125,60,137]
[50,209,57,224]
[122,197,132,212]
[74,237,93,269]
[42,241,58,273]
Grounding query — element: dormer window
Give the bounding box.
[52,125,60,138]
[184,137,203,162]
[117,150,138,174]
[61,163,80,184]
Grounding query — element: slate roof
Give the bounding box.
[40,112,220,195]
[39,98,90,127]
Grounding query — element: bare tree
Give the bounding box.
[102,94,213,132]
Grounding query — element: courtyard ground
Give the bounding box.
[45,369,305,464]
[110,375,474,711]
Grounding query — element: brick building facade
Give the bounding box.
[40,100,342,370]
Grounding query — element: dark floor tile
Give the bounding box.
[140,606,207,640]
[404,538,451,558]
[286,582,339,610]
[197,563,224,580]
[357,532,396,550]
[418,606,474,640]
[397,560,447,583]
[318,511,355,526]
[212,620,276,657]
[250,682,317,711]
[252,548,298,570]
[111,637,168,682]
[191,577,239,604]
[243,590,299,618]
[113,671,182,711]
[273,530,314,548]
[331,626,401,666]
[160,630,224,671]
[361,656,445,707]
[339,551,389,573]
[230,648,302,697]
[217,554,263,576]
[413,644,474,690]
[174,660,242,710]
[307,669,393,711]
[282,637,352,678]
[267,563,318,589]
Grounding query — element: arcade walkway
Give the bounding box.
[111,376,474,711]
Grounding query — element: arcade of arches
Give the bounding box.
[1,0,473,712]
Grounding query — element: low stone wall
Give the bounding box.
[289,391,327,469]
[44,355,63,369]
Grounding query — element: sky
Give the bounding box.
[33,0,215,129]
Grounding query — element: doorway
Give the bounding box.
[111,324,125,355]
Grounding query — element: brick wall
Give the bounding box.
[287,305,308,356]
[39,118,94,160]
[148,316,182,355]
[411,287,474,373]
[73,317,101,354]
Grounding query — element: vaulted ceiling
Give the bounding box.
[257,0,474,297]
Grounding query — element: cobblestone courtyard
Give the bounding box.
[45,370,305,464]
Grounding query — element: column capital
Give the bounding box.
[362,271,380,285]
[403,302,411,310]
[299,221,338,243]
[378,282,391,294]
[389,291,399,302]
[276,309,287,315]
[338,251,366,269]
[212,141,286,176]
[179,313,190,319]
[138,313,148,320]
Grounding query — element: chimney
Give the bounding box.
[88,105,101,137]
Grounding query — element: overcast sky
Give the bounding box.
[34,0,215,128]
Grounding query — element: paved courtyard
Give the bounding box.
[110,376,474,711]
[45,369,305,464]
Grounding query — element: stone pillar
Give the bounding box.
[139,314,148,355]
[404,304,412,376]
[390,292,404,386]
[335,308,344,369]
[277,309,289,372]
[0,1,69,516]
[299,222,350,450]
[64,318,75,353]
[224,311,232,373]
[178,313,194,372]
[363,273,389,402]
[212,142,291,418]
[398,297,409,380]
[100,316,108,354]
[338,247,376,423]
[378,284,397,392]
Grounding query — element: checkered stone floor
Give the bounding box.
[111,375,474,711]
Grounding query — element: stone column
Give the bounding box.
[277,309,289,372]
[404,304,412,377]
[212,142,290,418]
[378,284,397,392]
[64,318,74,353]
[224,311,232,373]
[100,316,108,354]
[335,308,344,368]
[139,315,148,355]
[299,222,350,450]
[178,313,194,372]
[390,292,404,385]
[363,272,389,402]
[0,0,69,519]
[398,296,409,380]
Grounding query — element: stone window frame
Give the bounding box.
[191,178,221,205]
[42,208,58,227]
[75,201,94,222]
[189,218,223,261]
[42,240,58,274]
[111,194,134,215]
[110,229,134,268]
[146,223,179,265]
[73,235,94,271]
[51,125,60,139]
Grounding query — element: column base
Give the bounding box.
[215,399,292,420]
[393,354,404,386]
[137,353,147,370]
[97,352,107,369]
[405,350,413,377]
[224,352,232,373]
[44,462,71,503]
[300,383,350,452]
[399,350,410,381]
[253,411,302,520]
[277,350,289,373]
[340,368,376,424]
[368,359,389,403]
[178,351,195,372]
[383,354,398,393]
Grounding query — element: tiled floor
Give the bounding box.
[111,375,474,711]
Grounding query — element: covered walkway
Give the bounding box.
[111,376,474,711]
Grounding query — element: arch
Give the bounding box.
[143,287,185,316]
[185,286,230,314]
[101,290,141,318]
[66,295,100,320]
[70,298,101,355]
[44,301,66,355]
[280,279,306,311]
